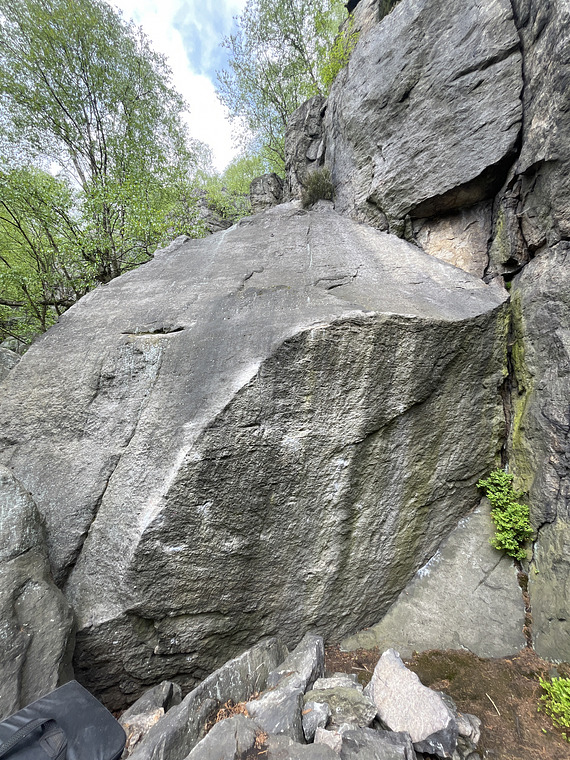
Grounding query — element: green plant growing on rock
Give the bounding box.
[301,167,334,207]
[318,15,359,92]
[477,469,533,560]
[538,676,570,741]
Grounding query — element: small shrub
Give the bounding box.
[539,676,570,741]
[477,469,533,560]
[301,167,334,208]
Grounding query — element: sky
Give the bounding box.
[112,0,248,172]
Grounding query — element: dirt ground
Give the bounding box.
[325,645,570,760]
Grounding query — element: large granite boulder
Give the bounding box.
[340,500,526,658]
[0,203,507,706]
[508,244,570,660]
[0,467,74,720]
[324,0,522,234]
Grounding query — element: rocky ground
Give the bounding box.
[325,646,570,759]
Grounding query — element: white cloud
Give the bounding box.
[111,0,248,172]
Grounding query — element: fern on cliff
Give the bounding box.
[477,469,533,561]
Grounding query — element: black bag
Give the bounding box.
[0,681,126,760]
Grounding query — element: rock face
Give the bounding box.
[0,467,74,720]
[250,173,284,213]
[510,0,570,249]
[324,0,522,234]
[413,203,492,279]
[340,500,526,658]
[0,347,19,382]
[284,96,327,201]
[0,203,507,706]
[508,245,570,660]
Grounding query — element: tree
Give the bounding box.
[216,0,347,172]
[0,0,208,345]
[0,0,204,286]
[0,167,92,344]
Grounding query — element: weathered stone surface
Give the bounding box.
[266,633,325,691]
[284,97,327,201]
[0,347,19,382]
[511,0,570,248]
[250,174,284,213]
[413,203,492,279]
[266,734,338,760]
[325,0,522,233]
[304,687,376,729]
[365,650,457,758]
[0,204,507,705]
[122,709,165,758]
[246,686,304,742]
[303,702,331,742]
[0,466,74,720]
[315,727,342,754]
[122,680,182,721]
[185,715,260,760]
[120,681,182,756]
[340,501,526,658]
[487,1,570,277]
[508,244,570,660]
[340,728,417,760]
[313,675,362,693]
[128,637,287,760]
[438,694,481,760]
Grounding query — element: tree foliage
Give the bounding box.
[0,0,207,346]
[216,0,347,171]
[0,167,92,342]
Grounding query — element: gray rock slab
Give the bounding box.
[0,203,508,706]
[0,467,74,720]
[340,501,526,658]
[365,650,457,758]
[185,715,260,760]
[304,687,376,729]
[121,681,183,756]
[340,728,417,760]
[315,727,342,754]
[128,637,287,760]
[313,675,362,692]
[266,734,338,760]
[325,0,522,232]
[266,633,325,691]
[0,347,19,382]
[509,244,570,660]
[303,701,331,742]
[122,680,182,721]
[246,686,304,742]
